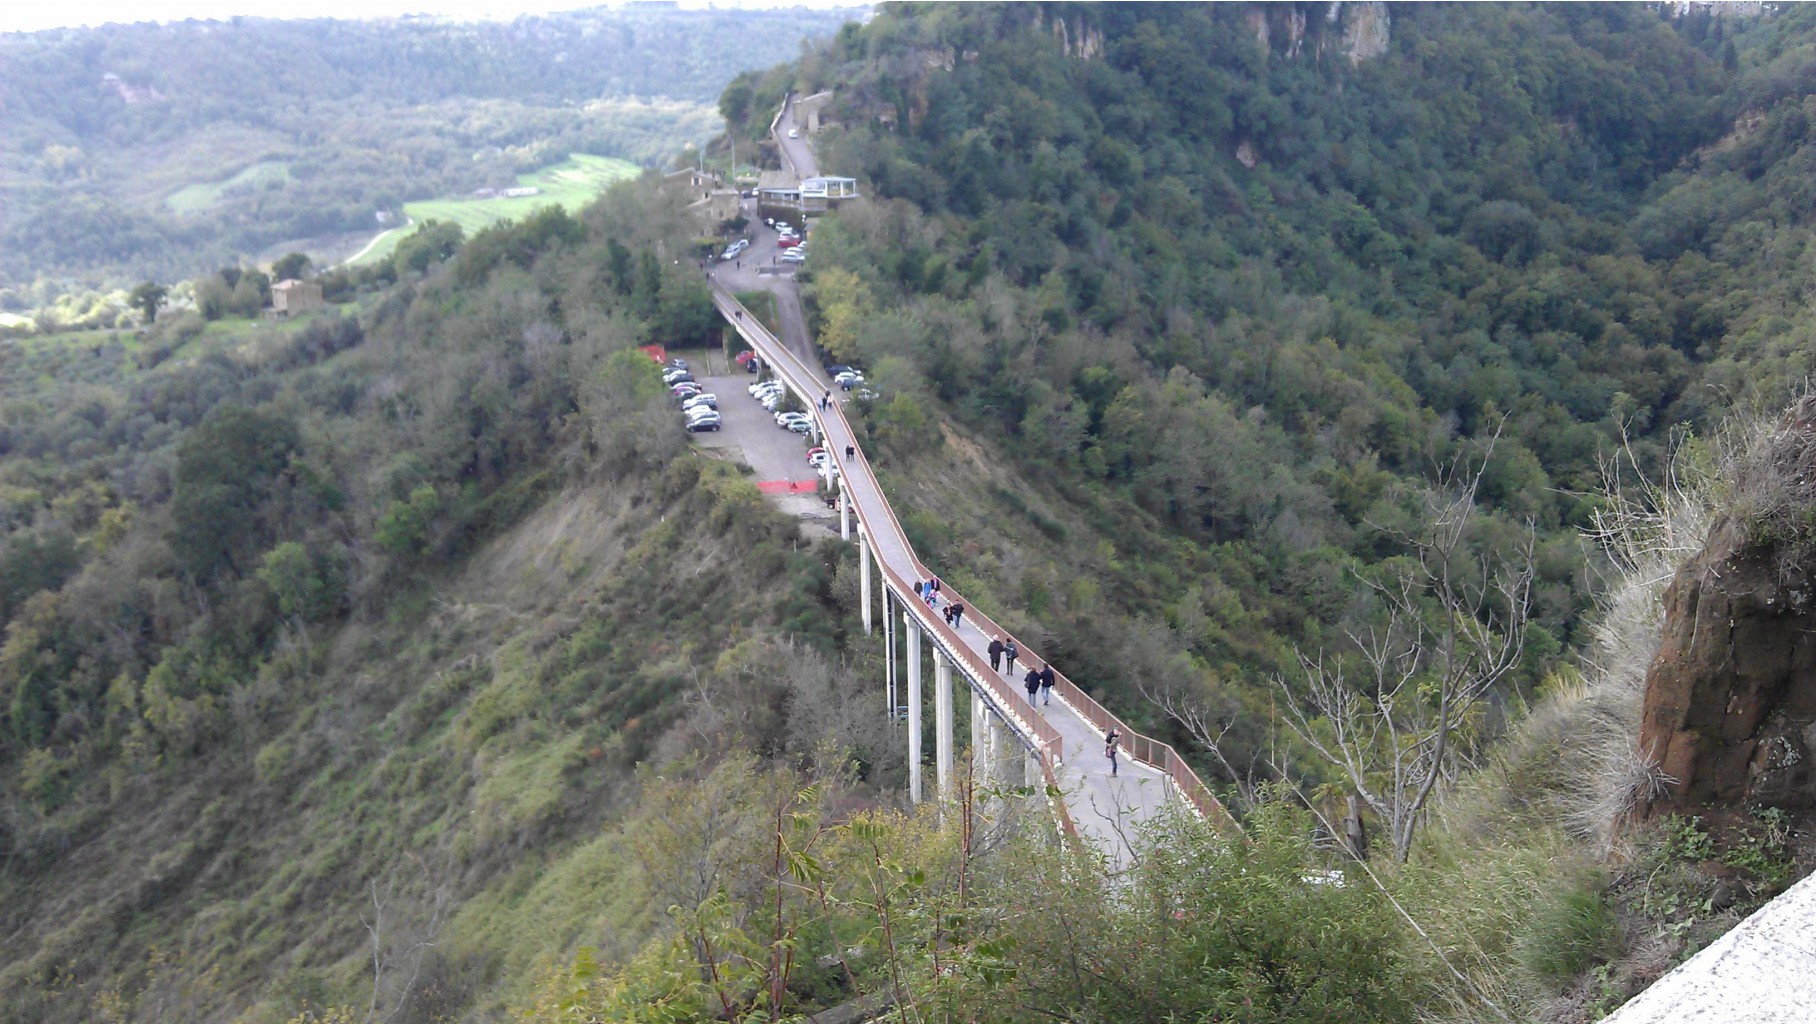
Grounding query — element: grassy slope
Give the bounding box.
[165,161,294,215]
[0,446,843,1022]
[350,155,641,268]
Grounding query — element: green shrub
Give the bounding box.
[1517,873,1620,986]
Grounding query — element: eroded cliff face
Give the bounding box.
[1248,2,1390,65]
[1639,513,1816,816]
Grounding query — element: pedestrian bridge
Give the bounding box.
[709,284,1230,868]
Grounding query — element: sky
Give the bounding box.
[0,0,857,35]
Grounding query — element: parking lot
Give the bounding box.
[684,366,835,521]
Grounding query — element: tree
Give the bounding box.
[170,406,301,580]
[129,281,167,324]
[1275,455,1535,863]
[375,485,442,559]
[271,251,312,281]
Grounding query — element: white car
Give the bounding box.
[787,128,800,139]
[833,370,863,385]
[780,250,806,265]
[719,239,749,261]
[776,411,810,427]
[785,420,812,434]
[682,394,718,411]
[685,404,719,421]
[807,451,830,469]
[749,382,782,397]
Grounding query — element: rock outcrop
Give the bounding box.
[1639,512,1816,816]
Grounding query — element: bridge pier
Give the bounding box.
[970,689,987,788]
[858,526,871,635]
[905,611,923,805]
[839,479,851,540]
[883,588,895,718]
[934,650,954,801]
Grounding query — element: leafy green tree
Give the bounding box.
[375,484,443,558]
[256,541,346,622]
[271,252,312,281]
[128,281,167,324]
[170,406,301,580]
[392,219,464,275]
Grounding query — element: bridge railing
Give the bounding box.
[710,285,1234,832]
[709,287,1066,772]
[709,286,1236,830]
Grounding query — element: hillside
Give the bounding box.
[11,2,1816,1023]
[0,5,866,304]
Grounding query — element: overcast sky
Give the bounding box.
[0,0,856,35]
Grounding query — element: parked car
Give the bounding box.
[825,365,853,377]
[672,385,702,399]
[664,370,694,385]
[839,375,865,392]
[669,357,689,371]
[785,419,812,434]
[682,394,718,411]
[719,239,749,261]
[746,357,763,374]
[780,250,806,265]
[833,370,863,385]
[807,451,830,469]
[787,127,800,139]
[776,411,810,428]
[685,403,719,419]
[853,387,879,402]
[686,415,722,433]
[777,235,801,249]
[805,446,827,461]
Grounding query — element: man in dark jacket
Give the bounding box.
[987,637,1004,672]
[1004,639,1019,676]
[1024,666,1041,705]
[1038,664,1056,706]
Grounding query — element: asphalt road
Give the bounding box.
[776,94,819,179]
[689,371,834,520]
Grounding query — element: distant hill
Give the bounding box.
[0,5,866,303]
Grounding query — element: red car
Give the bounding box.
[776,235,801,249]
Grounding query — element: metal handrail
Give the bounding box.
[709,287,1247,838]
[709,285,1222,827]
[710,288,1063,761]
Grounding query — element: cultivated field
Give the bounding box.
[350,153,640,266]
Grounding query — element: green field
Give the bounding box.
[350,154,640,267]
[165,160,293,214]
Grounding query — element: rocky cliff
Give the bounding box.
[1639,426,1816,816]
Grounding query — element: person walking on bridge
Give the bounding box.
[1024,666,1041,706]
[1003,639,1019,676]
[988,636,1004,672]
[1038,663,1055,706]
[1105,728,1121,777]
[949,602,965,630]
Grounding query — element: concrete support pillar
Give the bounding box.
[970,690,988,787]
[934,649,954,801]
[884,588,895,719]
[1026,748,1043,790]
[905,613,923,805]
[858,527,872,636]
[839,476,851,540]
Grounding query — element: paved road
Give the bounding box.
[709,283,1176,874]
[775,94,819,180]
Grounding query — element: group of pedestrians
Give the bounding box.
[914,578,1123,777]
[1022,661,1056,706]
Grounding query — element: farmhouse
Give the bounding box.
[269,279,323,318]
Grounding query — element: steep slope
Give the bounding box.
[0,178,880,1022]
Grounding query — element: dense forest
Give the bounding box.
[0,4,864,303]
[8,2,1816,1022]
